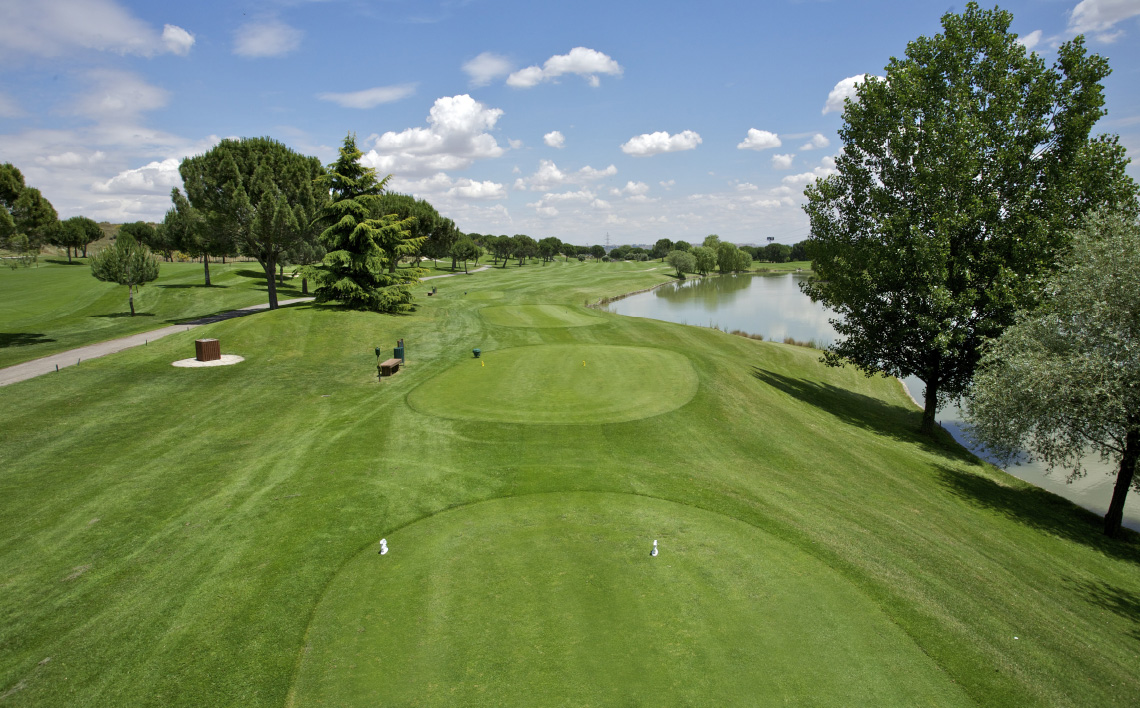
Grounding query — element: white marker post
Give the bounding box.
[650,539,658,557]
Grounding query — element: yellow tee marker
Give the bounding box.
[582,360,586,367]
[481,360,485,367]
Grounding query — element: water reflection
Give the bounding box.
[606,273,1137,531]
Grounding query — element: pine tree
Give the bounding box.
[309,134,426,312]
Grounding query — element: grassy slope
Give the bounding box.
[0,260,301,369]
[0,260,1137,706]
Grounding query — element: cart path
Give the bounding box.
[0,297,314,387]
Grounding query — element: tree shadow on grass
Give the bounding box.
[0,332,55,348]
[157,283,228,289]
[750,366,973,459]
[1064,577,1140,639]
[935,464,1140,563]
[90,312,155,318]
[43,259,85,266]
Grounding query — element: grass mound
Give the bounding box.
[292,492,970,707]
[406,344,697,424]
[479,304,602,328]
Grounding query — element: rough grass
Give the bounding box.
[0,260,301,368]
[0,259,1138,707]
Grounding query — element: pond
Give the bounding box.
[604,272,1138,531]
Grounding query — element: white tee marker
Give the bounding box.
[650,539,658,557]
[379,538,388,555]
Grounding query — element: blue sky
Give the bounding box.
[1,0,1138,245]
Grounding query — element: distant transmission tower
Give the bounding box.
[605,232,611,250]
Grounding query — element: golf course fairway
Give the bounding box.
[1,260,1138,707]
[290,492,971,707]
[406,344,698,424]
[479,304,603,328]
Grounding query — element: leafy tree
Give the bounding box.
[801,3,1138,435]
[790,240,809,262]
[666,249,696,277]
[702,234,721,249]
[89,231,159,316]
[373,193,441,269]
[609,244,632,261]
[162,188,225,284]
[716,242,752,273]
[964,210,1140,537]
[691,246,716,275]
[589,244,605,260]
[538,236,561,264]
[178,137,326,309]
[512,234,537,266]
[491,235,514,267]
[763,242,792,263]
[673,240,691,252]
[651,238,674,261]
[1,163,57,266]
[307,134,423,312]
[54,216,102,262]
[450,235,479,273]
[286,236,325,295]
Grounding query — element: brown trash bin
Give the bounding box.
[195,339,221,362]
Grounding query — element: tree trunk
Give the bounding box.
[262,258,278,310]
[301,277,308,295]
[66,246,72,263]
[82,244,88,258]
[920,380,939,436]
[203,255,211,286]
[278,262,284,285]
[463,260,468,274]
[1104,426,1138,537]
[128,285,135,316]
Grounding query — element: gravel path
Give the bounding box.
[0,297,313,387]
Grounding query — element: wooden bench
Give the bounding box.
[379,358,402,376]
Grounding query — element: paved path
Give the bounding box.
[0,297,314,387]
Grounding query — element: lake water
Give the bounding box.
[605,272,1138,531]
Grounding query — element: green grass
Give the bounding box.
[407,344,698,424]
[479,304,604,328]
[0,260,301,368]
[1,259,1138,706]
[293,492,971,706]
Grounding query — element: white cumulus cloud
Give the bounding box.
[737,129,781,151]
[544,130,565,148]
[771,153,795,169]
[1069,0,1140,39]
[93,157,183,194]
[162,24,194,55]
[621,130,702,157]
[463,52,513,87]
[0,0,194,58]
[514,160,617,190]
[391,172,507,201]
[1017,29,1043,49]
[317,84,417,109]
[507,47,622,88]
[800,133,830,150]
[234,19,303,57]
[361,94,504,176]
[823,74,878,115]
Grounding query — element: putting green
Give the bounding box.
[406,344,697,424]
[479,304,602,328]
[289,493,972,707]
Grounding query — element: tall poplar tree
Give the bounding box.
[801,3,1138,435]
